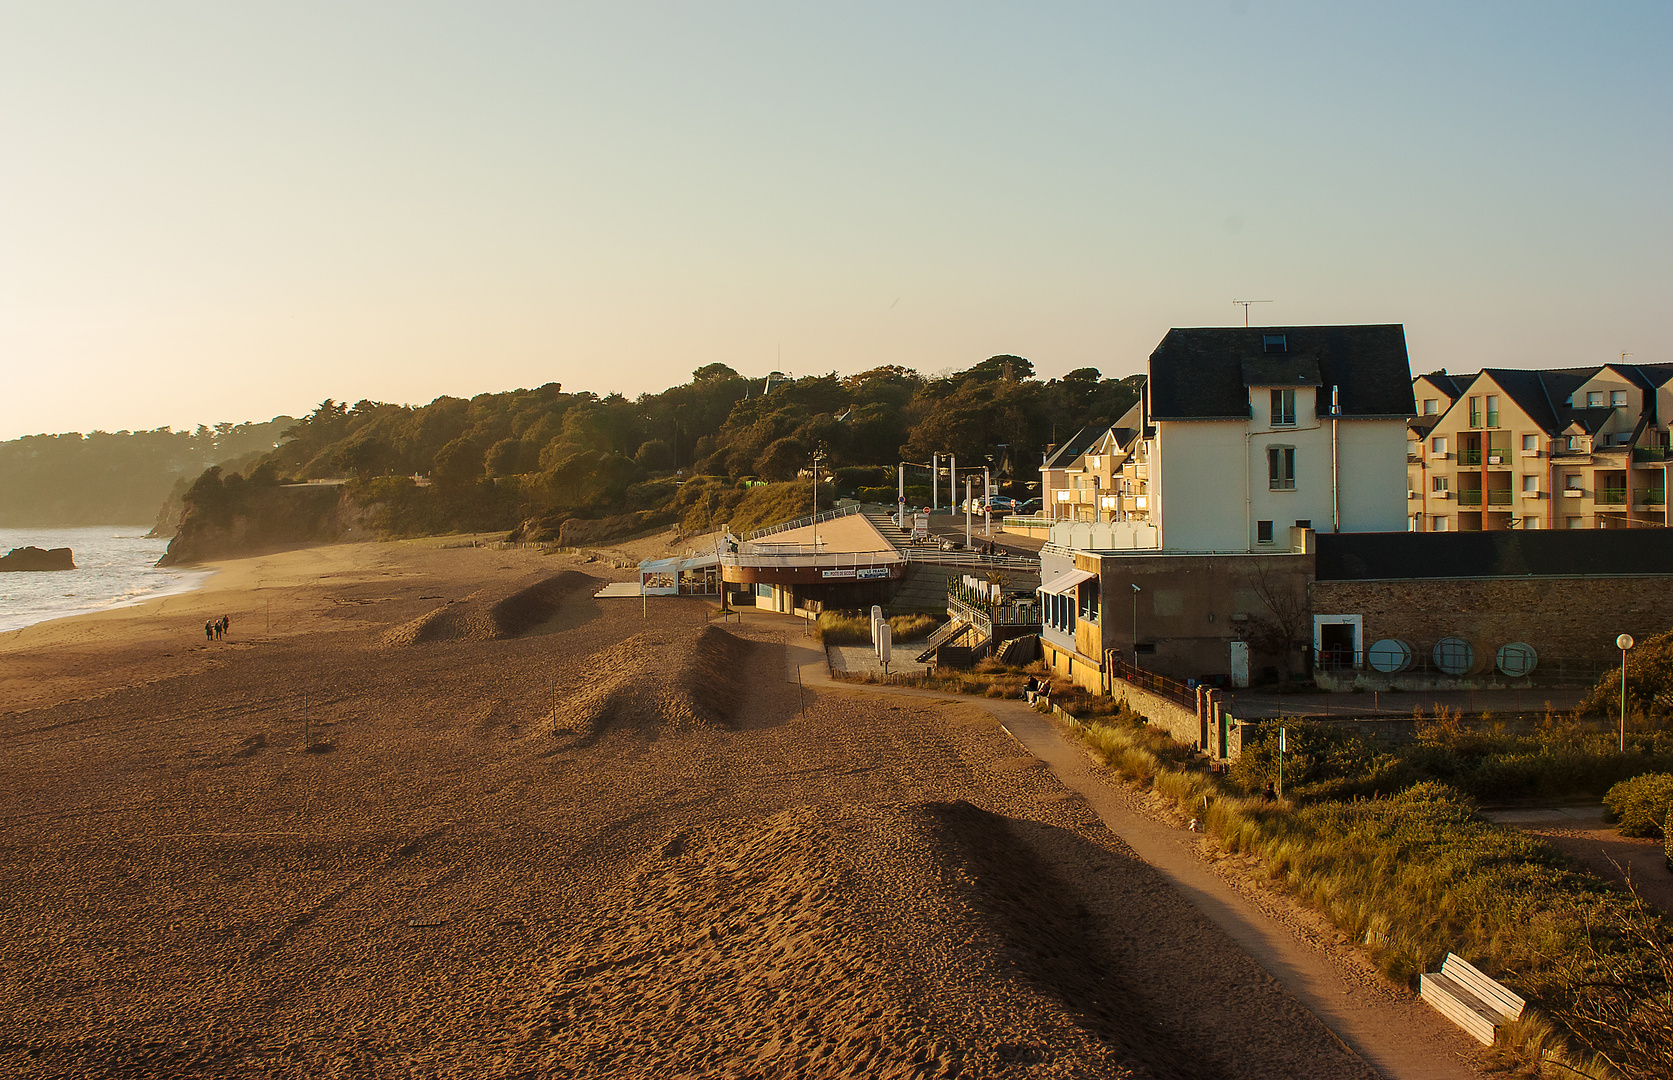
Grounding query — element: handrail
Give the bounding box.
[744,502,864,540]
[720,549,899,569]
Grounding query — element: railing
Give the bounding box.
[1109,656,1197,709]
[1457,490,1483,506]
[948,593,1038,629]
[1597,489,1628,505]
[745,502,863,541]
[1001,515,1053,528]
[1487,411,1499,427]
[1460,449,1483,466]
[1469,411,1480,428]
[1487,490,1513,505]
[904,548,1039,571]
[721,549,898,570]
[1639,489,1667,506]
[1634,446,1671,462]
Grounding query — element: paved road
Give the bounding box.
[761,614,1492,1080]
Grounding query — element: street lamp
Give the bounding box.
[1131,583,1142,669]
[1616,633,1634,752]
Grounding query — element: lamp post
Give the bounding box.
[1130,583,1142,669]
[1616,633,1634,752]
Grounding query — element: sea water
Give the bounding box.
[0,526,213,633]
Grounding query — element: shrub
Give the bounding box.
[1578,628,1673,717]
[1665,809,1672,871]
[814,610,944,646]
[1603,773,1673,838]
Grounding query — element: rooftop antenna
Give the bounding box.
[1232,299,1272,326]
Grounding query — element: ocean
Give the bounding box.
[0,526,213,633]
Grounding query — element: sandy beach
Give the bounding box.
[1,537,1390,1078]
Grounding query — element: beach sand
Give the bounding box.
[0,538,1377,1079]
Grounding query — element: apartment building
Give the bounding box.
[1407,363,1673,531]
[1041,404,1145,523]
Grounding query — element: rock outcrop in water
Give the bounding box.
[0,546,76,571]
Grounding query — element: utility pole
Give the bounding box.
[932,452,938,512]
[1233,299,1273,326]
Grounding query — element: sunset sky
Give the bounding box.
[2,2,1668,440]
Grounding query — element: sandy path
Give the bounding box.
[782,621,1492,1080]
[2,542,1420,1077]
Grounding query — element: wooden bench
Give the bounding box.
[1420,953,1525,1046]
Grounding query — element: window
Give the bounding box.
[1431,516,1449,531]
[1294,519,1311,530]
[1256,520,1274,544]
[1078,581,1099,621]
[1522,434,1538,451]
[1566,517,1583,529]
[1267,446,1296,490]
[1432,436,1448,455]
[1587,391,1604,407]
[1423,398,1438,415]
[1565,473,1583,490]
[1524,518,1541,529]
[1262,334,1287,353]
[1522,475,1539,492]
[1432,476,1449,492]
[1485,395,1500,426]
[1468,396,1481,426]
[1611,390,1627,407]
[1270,388,1296,426]
[1567,435,1586,451]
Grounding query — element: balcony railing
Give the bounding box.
[1460,449,1483,466]
[1486,411,1500,427]
[1634,446,1671,463]
[1487,490,1513,505]
[1597,489,1628,505]
[1469,411,1480,427]
[1457,490,1483,506]
[1638,489,1667,506]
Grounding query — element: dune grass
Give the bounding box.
[814,610,943,646]
[1060,709,1672,1080]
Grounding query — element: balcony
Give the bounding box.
[1597,489,1628,505]
[1634,446,1671,463]
[1459,449,1483,466]
[1457,490,1483,506]
[1487,490,1513,506]
[1638,489,1667,506]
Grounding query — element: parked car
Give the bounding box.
[1013,498,1041,515]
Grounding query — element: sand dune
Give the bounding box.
[552,624,753,744]
[381,570,596,647]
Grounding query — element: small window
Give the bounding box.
[1262,334,1287,353]
[1432,476,1449,492]
[1522,434,1538,451]
[1522,475,1539,492]
[1587,391,1604,407]
[1423,398,1438,415]
[1267,446,1296,490]
[1432,436,1448,455]
[1524,518,1541,529]
[1431,515,1449,531]
[1565,474,1583,489]
[1294,519,1311,530]
[1270,388,1297,426]
[1567,435,1585,451]
[1611,390,1627,406]
[1256,520,1274,544]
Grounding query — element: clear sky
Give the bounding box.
[1,1,1667,440]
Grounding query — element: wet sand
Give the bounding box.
[2,539,1381,1078]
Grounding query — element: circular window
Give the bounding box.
[1367,638,1413,673]
[1432,637,1474,676]
[1496,642,1538,678]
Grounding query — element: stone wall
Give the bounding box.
[1309,574,1673,689]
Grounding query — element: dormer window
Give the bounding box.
[1262,334,1287,354]
[1270,388,1296,426]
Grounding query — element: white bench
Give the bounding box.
[1420,952,1526,1045]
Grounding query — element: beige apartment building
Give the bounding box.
[1042,404,1146,523]
[1407,364,1673,531]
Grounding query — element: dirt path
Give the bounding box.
[776,620,1491,1080]
[1484,806,1673,916]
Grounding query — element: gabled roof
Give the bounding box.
[1148,325,1414,421]
[1469,368,1591,435]
[1415,371,1467,400]
[1558,407,1618,436]
[1042,426,1100,469]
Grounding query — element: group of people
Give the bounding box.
[1023,674,1051,706]
[203,615,231,642]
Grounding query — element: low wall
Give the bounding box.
[1109,678,1242,760]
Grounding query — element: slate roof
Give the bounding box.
[1042,426,1099,469]
[1316,531,1673,581]
[1148,325,1415,421]
[1415,372,1467,400]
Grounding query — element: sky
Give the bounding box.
[1,1,1668,440]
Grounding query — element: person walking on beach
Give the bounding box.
[221,615,231,637]
[204,621,214,643]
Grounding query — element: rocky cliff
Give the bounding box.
[0,546,76,571]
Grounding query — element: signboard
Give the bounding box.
[912,513,929,541]
[856,567,891,580]
[822,568,857,579]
